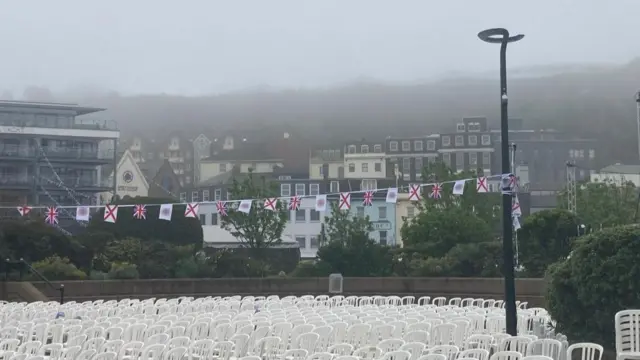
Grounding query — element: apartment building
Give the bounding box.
[309,148,344,180]
[438,117,494,174]
[0,100,118,210]
[385,135,440,182]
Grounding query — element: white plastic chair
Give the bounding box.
[567,343,604,360]
[490,351,523,360]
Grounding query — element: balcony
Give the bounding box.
[0,175,31,189]
[40,147,114,163]
[0,145,36,159]
[40,176,111,191]
[0,117,118,131]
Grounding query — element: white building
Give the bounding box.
[591,164,640,187]
[343,142,387,181]
[309,149,344,180]
[99,149,149,203]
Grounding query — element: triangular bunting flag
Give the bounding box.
[264,198,278,211]
[17,205,31,217]
[430,184,443,199]
[338,192,351,210]
[386,188,398,203]
[45,207,59,225]
[238,200,252,214]
[159,204,173,221]
[76,206,90,221]
[315,195,327,212]
[452,180,465,195]
[476,176,489,193]
[103,204,118,223]
[185,203,199,218]
[409,184,421,201]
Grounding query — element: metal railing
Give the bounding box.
[0,145,35,157]
[3,258,65,304]
[0,118,118,131]
[41,147,114,160]
[39,175,111,188]
[0,175,31,186]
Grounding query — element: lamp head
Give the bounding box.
[635,91,640,103]
[478,28,524,44]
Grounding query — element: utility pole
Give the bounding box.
[566,161,577,214]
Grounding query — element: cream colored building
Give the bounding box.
[394,192,419,247]
[99,149,149,203]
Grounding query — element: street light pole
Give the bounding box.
[636,91,640,162]
[478,28,524,336]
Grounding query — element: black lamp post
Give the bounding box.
[478,28,524,336]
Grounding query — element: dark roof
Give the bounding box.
[0,100,105,115]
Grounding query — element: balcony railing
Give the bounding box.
[0,175,31,186]
[0,118,118,131]
[40,176,112,188]
[0,145,35,157]
[41,147,114,160]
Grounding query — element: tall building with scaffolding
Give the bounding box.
[0,100,119,216]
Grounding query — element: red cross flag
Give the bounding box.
[338,192,351,210]
[409,184,422,201]
[104,204,118,223]
[476,177,489,193]
[17,205,31,217]
[184,203,199,218]
[264,198,278,211]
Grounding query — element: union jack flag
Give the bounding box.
[133,204,146,219]
[288,196,301,210]
[362,191,374,206]
[216,201,228,216]
[430,183,443,199]
[45,207,58,225]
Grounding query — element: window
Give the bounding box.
[278,175,292,180]
[347,145,356,154]
[309,183,320,195]
[442,136,451,146]
[296,236,307,249]
[415,157,423,174]
[199,214,206,225]
[569,149,575,158]
[402,158,411,171]
[379,231,388,246]
[191,191,199,202]
[330,181,340,193]
[280,184,291,197]
[443,153,451,167]
[348,163,355,172]
[578,150,585,158]
[470,152,478,165]
[455,135,464,146]
[362,163,369,172]
[361,179,377,190]
[214,189,221,201]
[219,163,227,172]
[211,213,218,225]
[202,190,210,202]
[374,163,382,172]
[468,135,478,146]
[295,210,306,222]
[310,235,319,248]
[402,141,411,151]
[414,140,423,151]
[456,123,466,132]
[295,183,306,196]
[356,207,365,218]
[361,145,369,153]
[589,149,595,159]
[226,191,232,200]
[427,140,436,151]
[180,192,186,203]
[318,165,324,176]
[483,152,491,167]
[310,210,321,222]
[185,176,191,184]
[481,134,491,145]
[373,144,382,153]
[407,206,415,218]
[456,152,464,171]
[389,141,398,151]
[378,207,387,219]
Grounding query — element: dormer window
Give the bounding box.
[468,122,481,132]
[456,123,466,132]
[361,145,369,153]
[347,145,356,154]
[373,144,382,153]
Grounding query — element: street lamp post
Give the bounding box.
[478,28,524,336]
[635,91,640,162]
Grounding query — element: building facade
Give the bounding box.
[385,135,440,182]
[127,133,196,187]
[0,100,118,210]
[324,195,398,246]
[100,149,149,203]
[343,141,387,180]
[438,117,494,174]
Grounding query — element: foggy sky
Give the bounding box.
[2,0,638,96]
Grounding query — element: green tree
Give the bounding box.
[220,171,288,257]
[315,232,394,276]
[546,225,640,348]
[30,256,87,280]
[558,178,637,228]
[517,209,579,277]
[322,201,373,245]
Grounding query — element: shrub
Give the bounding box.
[30,256,87,280]
[108,262,140,279]
[546,225,640,348]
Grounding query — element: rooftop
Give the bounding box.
[599,164,640,175]
[0,100,105,115]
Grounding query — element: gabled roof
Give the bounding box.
[599,164,640,175]
[108,149,149,190]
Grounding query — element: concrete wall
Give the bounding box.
[24,278,546,306]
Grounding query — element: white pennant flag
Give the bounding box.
[315,194,327,212]
[513,215,521,231]
[159,204,173,221]
[76,206,90,221]
[452,180,465,195]
[386,188,398,203]
[238,200,252,214]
